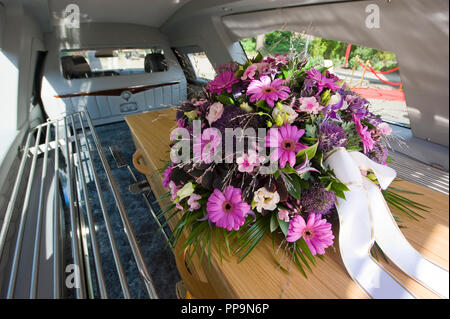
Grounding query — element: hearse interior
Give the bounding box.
[0,0,448,299]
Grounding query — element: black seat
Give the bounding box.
[144,53,168,72]
[61,55,92,79]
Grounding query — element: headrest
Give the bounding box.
[144,53,168,73]
[61,55,91,79]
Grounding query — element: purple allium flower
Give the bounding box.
[301,182,336,215]
[286,213,334,255]
[353,114,374,154]
[266,125,307,169]
[206,186,251,231]
[247,75,291,107]
[369,141,388,165]
[206,71,239,94]
[211,105,247,134]
[306,68,340,95]
[318,121,348,154]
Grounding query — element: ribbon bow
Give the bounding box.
[325,148,449,299]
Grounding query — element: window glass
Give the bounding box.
[240,31,409,127]
[187,52,216,81]
[60,48,167,79]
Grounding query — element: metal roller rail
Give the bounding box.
[0,111,158,299]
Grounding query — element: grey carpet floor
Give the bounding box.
[84,120,180,299]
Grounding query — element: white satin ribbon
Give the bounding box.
[325,148,449,299]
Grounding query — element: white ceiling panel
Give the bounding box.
[48,0,191,28]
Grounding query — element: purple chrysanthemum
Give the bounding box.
[344,92,369,119]
[206,186,251,231]
[318,122,348,154]
[206,71,239,95]
[301,182,336,215]
[306,68,340,95]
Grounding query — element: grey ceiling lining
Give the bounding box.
[221,0,449,148]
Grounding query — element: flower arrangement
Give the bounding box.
[158,53,426,275]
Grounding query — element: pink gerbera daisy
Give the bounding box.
[206,186,250,231]
[286,213,334,255]
[266,125,307,168]
[353,114,374,154]
[206,71,239,94]
[247,75,291,107]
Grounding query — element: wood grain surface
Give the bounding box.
[54,81,180,98]
[125,108,449,299]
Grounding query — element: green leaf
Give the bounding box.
[297,237,316,265]
[270,213,279,232]
[321,89,331,105]
[255,99,271,112]
[292,249,307,278]
[305,124,317,138]
[280,172,302,200]
[217,93,234,105]
[296,142,319,161]
[278,218,289,236]
[295,246,312,272]
[235,216,270,263]
[273,170,281,179]
[153,191,171,205]
[281,164,297,175]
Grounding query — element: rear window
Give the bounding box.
[60,48,168,79]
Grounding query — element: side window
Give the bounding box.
[60,47,168,79]
[240,31,408,128]
[186,52,216,81]
[172,47,216,83]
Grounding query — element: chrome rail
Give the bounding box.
[0,111,159,299]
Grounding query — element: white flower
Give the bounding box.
[272,103,298,126]
[253,187,280,213]
[327,92,348,110]
[177,182,195,200]
[206,102,224,125]
[326,92,348,110]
